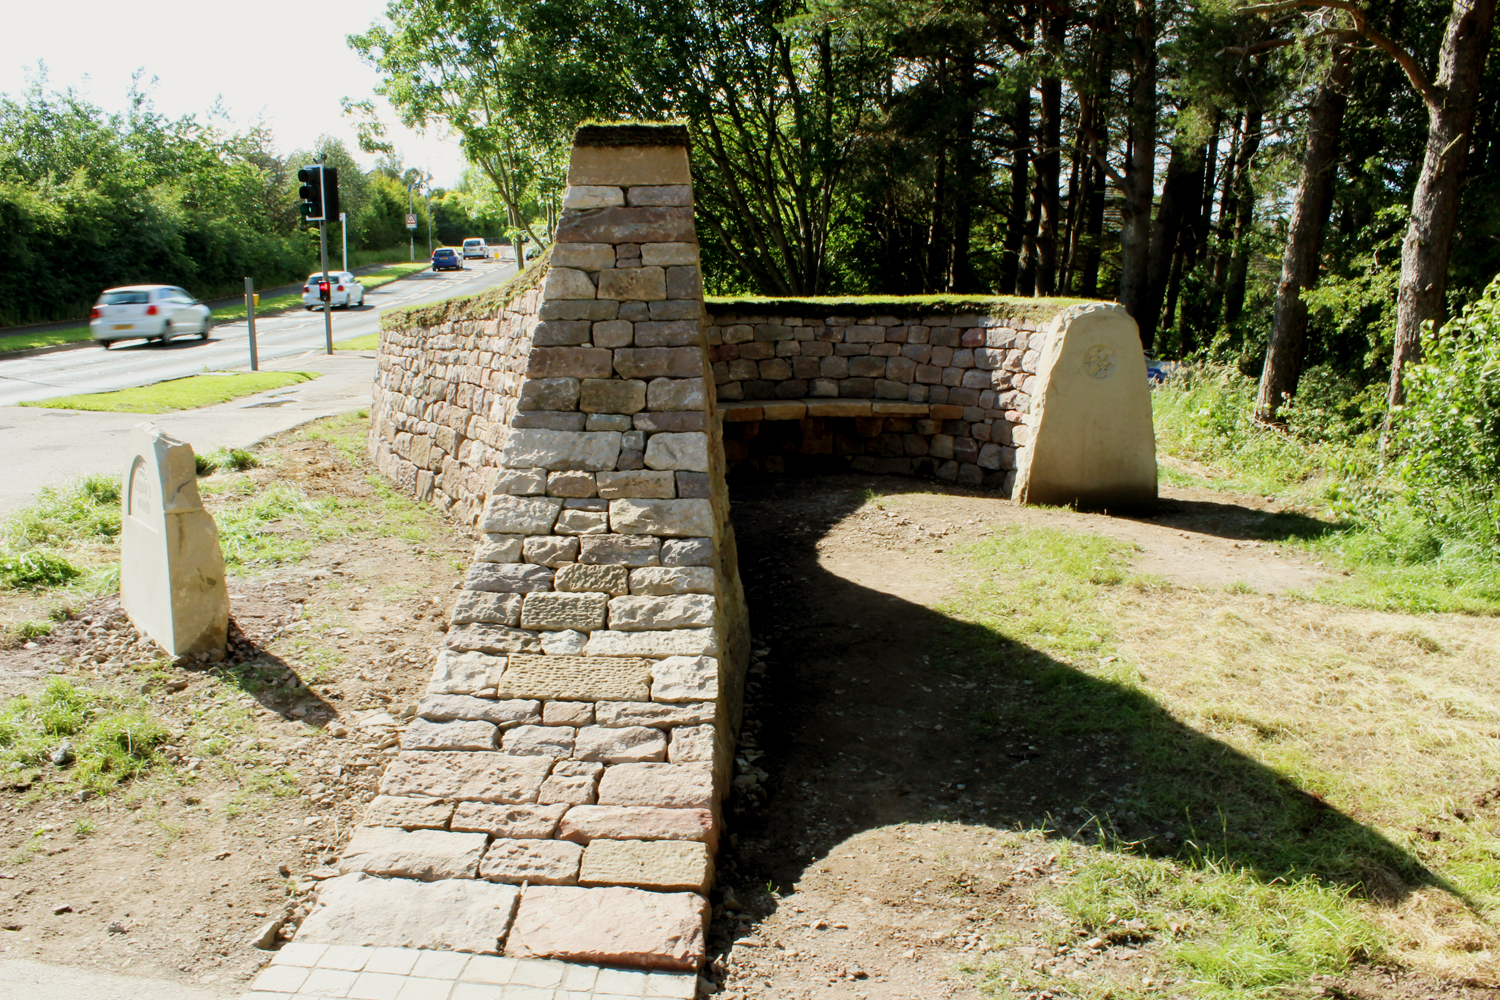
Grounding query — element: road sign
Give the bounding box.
[406,213,418,230]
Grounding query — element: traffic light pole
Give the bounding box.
[319,220,333,356]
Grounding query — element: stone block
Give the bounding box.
[518,377,580,412]
[502,723,576,758]
[361,795,456,831]
[541,299,619,321]
[596,470,676,499]
[505,885,708,971]
[522,535,580,567]
[634,321,700,348]
[464,562,555,594]
[500,429,622,471]
[296,873,519,954]
[480,495,563,535]
[667,724,715,764]
[545,470,597,498]
[587,413,634,431]
[450,591,523,626]
[120,423,229,657]
[426,650,505,696]
[674,471,711,498]
[401,718,498,751]
[418,694,541,728]
[555,508,609,534]
[562,186,624,210]
[650,656,719,702]
[445,623,543,656]
[554,563,630,595]
[642,432,709,472]
[597,266,667,301]
[573,724,667,763]
[578,535,661,566]
[339,827,488,880]
[580,840,712,893]
[491,468,547,496]
[540,760,603,805]
[557,806,714,845]
[379,751,553,804]
[595,701,716,729]
[480,838,583,886]
[608,594,715,631]
[596,763,715,809]
[541,267,597,300]
[555,206,694,243]
[639,242,698,266]
[543,700,595,726]
[646,377,706,411]
[534,320,594,347]
[497,654,652,701]
[586,628,718,658]
[451,802,568,838]
[581,378,647,414]
[627,186,693,207]
[627,566,715,595]
[613,348,702,380]
[520,592,608,631]
[660,538,713,566]
[527,347,614,379]
[666,265,701,300]
[609,498,712,537]
[540,629,589,655]
[513,411,587,431]
[551,241,617,268]
[473,533,524,563]
[593,319,634,347]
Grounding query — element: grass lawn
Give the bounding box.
[209,261,429,325]
[17,371,316,414]
[335,333,380,351]
[0,325,92,354]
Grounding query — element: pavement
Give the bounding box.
[0,958,236,1000]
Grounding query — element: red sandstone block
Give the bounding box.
[506,885,708,971]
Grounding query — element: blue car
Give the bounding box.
[432,247,463,271]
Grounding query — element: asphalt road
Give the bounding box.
[0,257,519,407]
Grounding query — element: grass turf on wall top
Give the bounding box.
[381,247,552,334]
[705,294,1095,324]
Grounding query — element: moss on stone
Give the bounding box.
[704,294,1095,324]
[382,247,553,333]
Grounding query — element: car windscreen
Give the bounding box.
[100,291,150,305]
[434,249,455,256]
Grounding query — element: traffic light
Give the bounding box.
[322,167,340,223]
[318,279,331,302]
[297,165,325,223]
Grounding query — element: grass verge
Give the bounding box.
[335,333,380,351]
[208,261,430,325]
[18,371,316,414]
[0,326,91,354]
[0,678,170,796]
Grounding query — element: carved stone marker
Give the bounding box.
[120,423,230,657]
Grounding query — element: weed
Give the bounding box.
[0,551,82,590]
[196,447,260,475]
[73,817,96,837]
[214,481,339,569]
[0,678,170,794]
[16,619,54,638]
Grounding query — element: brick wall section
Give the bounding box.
[707,310,1047,493]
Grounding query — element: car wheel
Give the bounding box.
[200,316,213,340]
[358,291,365,306]
[100,340,112,350]
[159,322,173,344]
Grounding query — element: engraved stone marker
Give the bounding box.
[120,423,230,657]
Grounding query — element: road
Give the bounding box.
[0,257,519,407]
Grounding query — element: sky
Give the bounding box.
[4,0,471,187]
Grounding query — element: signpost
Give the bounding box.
[245,277,258,372]
[341,212,348,273]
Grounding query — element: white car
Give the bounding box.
[89,285,213,349]
[462,238,488,260]
[301,271,366,310]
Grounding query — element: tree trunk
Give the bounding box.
[1211,114,1242,293]
[999,78,1031,295]
[1256,45,1355,423]
[1082,146,1107,298]
[1036,9,1067,295]
[1118,0,1158,340]
[1140,142,1202,348]
[951,54,979,293]
[1387,0,1497,414]
[1221,104,1263,328]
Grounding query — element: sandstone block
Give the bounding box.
[480,495,563,535]
[555,508,609,534]
[491,468,547,496]
[646,378,706,411]
[578,535,661,566]
[627,186,693,207]
[503,723,576,758]
[418,694,541,728]
[562,186,624,210]
[628,567,715,595]
[518,377,581,412]
[464,562,556,594]
[580,840,712,893]
[586,629,718,658]
[540,629,589,655]
[472,533,524,563]
[613,347,702,380]
[609,498,712,537]
[667,724,715,764]
[534,320,594,347]
[551,241,617,268]
[446,623,543,656]
[650,656,719,702]
[593,319,633,347]
[379,751,553,804]
[500,428,622,472]
[401,718,499,751]
[675,471,711,498]
[595,701,716,729]
[520,591,608,631]
[573,724,667,764]
[639,242,698,266]
[555,205,694,244]
[505,885,708,971]
[554,563,630,595]
[296,873,518,954]
[540,760,603,805]
[598,266,667,301]
[660,537,713,566]
[634,320,700,347]
[361,795,456,831]
[451,802,568,838]
[339,827,487,880]
[522,535,580,567]
[597,763,715,810]
[527,347,614,379]
[543,700,595,726]
[497,654,652,701]
[642,432,709,473]
[427,650,505,696]
[581,378,647,414]
[546,470,597,497]
[557,806,714,845]
[608,594,715,631]
[541,267,596,300]
[541,299,620,321]
[596,470,677,499]
[451,591,523,626]
[480,838,583,886]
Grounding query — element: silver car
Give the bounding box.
[89,285,213,348]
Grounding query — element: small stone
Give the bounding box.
[596,470,677,500]
[573,725,667,764]
[650,656,719,702]
[361,795,456,830]
[464,563,556,595]
[379,751,553,804]
[628,567,715,595]
[451,802,568,838]
[609,499,713,537]
[540,629,589,655]
[480,838,583,885]
[505,885,708,971]
[446,623,543,655]
[426,650,506,696]
[586,629,718,658]
[578,535,661,566]
[498,653,652,701]
[661,538,713,567]
[562,187,624,210]
[596,763,715,809]
[608,594,715,631]
[643,433,710,472]
[557,805,714,845]
[555,509,609,534]
[480,495,564,536]
[491,468,547,495]
[639,242,698,266]
[674,472,711,498]
[595,701,716,729]
[580,839,713,893]
[626,186,693,207]
[667,724,715,764]
[401,718,498,751]
[554,564,630,595]
[339,827,487,880]
[546,470,597,498]
[295,873,519,953]
[503,724,576,759]
[473,533,524,563]
[541,267,597,300]
[418,695,541,728]
[539,760,603,805]
[451,592,524,626]
[522,535,581,566]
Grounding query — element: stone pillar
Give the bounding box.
[120,423,229,657]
